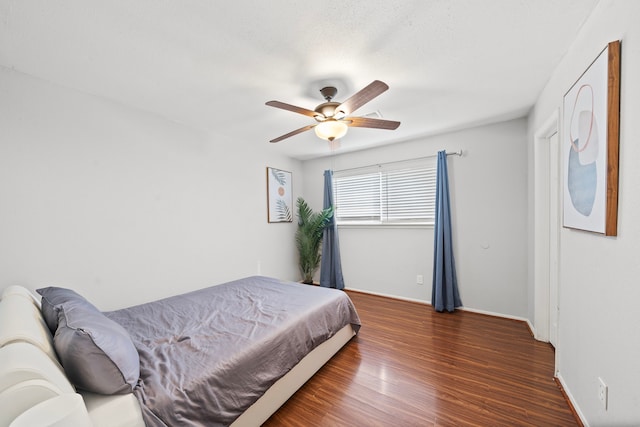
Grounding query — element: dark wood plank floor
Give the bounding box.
[264,290,578,426]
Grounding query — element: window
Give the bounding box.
[333,159,437,226]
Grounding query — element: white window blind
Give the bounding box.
[333,159,437,225]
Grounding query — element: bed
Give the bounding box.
[0,276,361,426]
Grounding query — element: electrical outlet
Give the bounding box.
[598,377,608,410]
[416,274,424,285]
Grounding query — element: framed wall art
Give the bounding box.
[562,40,620,236]
[266,167,293,223]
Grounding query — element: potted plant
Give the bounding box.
[295,197,334,284]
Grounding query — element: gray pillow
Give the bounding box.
[36,287,99,334]
[53,301,140,395]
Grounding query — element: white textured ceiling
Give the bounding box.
[0,0,599,159]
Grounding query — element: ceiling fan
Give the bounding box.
[266,80,401,143]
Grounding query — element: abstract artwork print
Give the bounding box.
[562,41,620,235]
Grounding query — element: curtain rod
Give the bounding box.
[333,149,463,174]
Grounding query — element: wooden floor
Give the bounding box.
[264,290,578,427]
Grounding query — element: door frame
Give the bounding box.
[533,110,559,347]
[548,131,560,348]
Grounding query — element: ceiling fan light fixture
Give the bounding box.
[314,119,348,142]
[266,80,399,145]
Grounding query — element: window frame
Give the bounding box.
[332,159,437,228]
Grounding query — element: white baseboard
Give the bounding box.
[458,305,530,325]
[344,287,431,305]
[345,287,531,325]
[525,319,535,337]
[556,372,588,426]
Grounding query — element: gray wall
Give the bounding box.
[528,0,640,424]
[0,67,301,310]
[302,118,529,319]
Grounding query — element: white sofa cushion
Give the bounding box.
[0,292,60,367]
[0,342,74,395]
[0,379,67,426]
[1,286,41,308]
[10,393,92,427]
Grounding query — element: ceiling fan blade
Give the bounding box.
[335,80,389,116]
[346,116,401,130]
[269,124,317,143]
[266,100,320,118]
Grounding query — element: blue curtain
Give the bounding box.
[320,170,345,290]
[432,151,462,312]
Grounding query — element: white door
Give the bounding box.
[548,132,560,348]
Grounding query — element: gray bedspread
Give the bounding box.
[105,276,361,427]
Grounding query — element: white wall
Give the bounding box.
[0,67,301,310]
[528,1,640,424]
[302,119,529,318]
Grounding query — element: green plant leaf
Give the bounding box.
[295,197,334,283]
